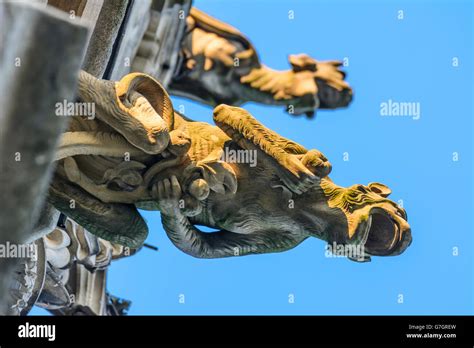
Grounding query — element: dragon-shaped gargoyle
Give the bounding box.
[48,70,411,262]
[168,8,353,118]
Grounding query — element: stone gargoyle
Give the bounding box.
[168,8,353,118]
[48,70,411,262]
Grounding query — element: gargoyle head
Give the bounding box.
[288,54,353,117]
[296,179,411,262]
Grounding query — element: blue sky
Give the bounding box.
[32,0,473,315]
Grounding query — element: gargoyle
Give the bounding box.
[168,8,353,117]
[47,70,411,262]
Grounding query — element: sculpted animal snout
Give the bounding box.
[321,179,411,261]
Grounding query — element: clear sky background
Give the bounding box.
[31,0,473,315]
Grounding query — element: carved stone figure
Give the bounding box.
[48,70,411,262]
[168,8,353,117]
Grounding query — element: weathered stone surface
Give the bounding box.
[131,0,192,86]
[109,0,152,81]
[0,2,88,313]
[81,0,129,77]
[29,202,61,243]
